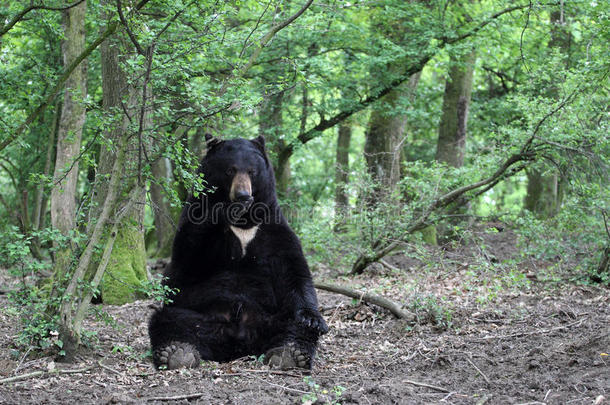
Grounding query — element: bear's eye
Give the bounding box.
[248,169,256,176]
[226,167,236,176]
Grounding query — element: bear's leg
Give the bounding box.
[149,306,232,370]
[263,321,321,370]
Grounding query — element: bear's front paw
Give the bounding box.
[296,308,329,334]
[154,342,200,370]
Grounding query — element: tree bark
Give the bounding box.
[51,0,87,234]
[50,0,87,282]
[33,101,61,231]
[88,18,147,305]
[364,85,406,196]
[524,10,570,218]
[259,91,289,195]
[433,49,476,240]
[334,120,352,218]
[435,49,476,168]
[150,156,174,257]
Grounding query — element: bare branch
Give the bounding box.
[237,0,314,77]
[278,2,546,166]
[117,0,146,55]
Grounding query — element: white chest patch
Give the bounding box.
[229,225,259,256]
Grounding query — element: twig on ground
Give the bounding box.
[476,395,492,405]
[380,259,401,272]
[314,281,416,321]
[145,392,206,401]
[403,379,451,393]
[251,375,310,394]
[464,356,491,385]
[237,369,303,377]
[98,360,122,376]
[0,365,94,384]
[13,347,32,375]
[472,318,585,341]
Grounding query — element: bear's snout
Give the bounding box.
[230,172,253,203]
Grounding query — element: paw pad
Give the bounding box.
[154,342,200,370]
[264,343,310,370]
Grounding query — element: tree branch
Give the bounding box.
[350,86,584,274]
[314,281,416,321]
[0,0,87,38]
[0,0,154,154]
[0,20,119,153]
[277,2,543,166]
[440,3,535,44]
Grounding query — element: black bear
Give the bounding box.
[148,135,328,370]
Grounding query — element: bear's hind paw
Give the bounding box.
[154,342,200,370]
[264,343,310,370]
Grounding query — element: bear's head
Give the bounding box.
[199,135,277,222]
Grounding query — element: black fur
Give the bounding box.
[148,136,327,369]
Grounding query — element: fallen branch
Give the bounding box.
[0,366,94,385]
[146,392,206,402]
[97,360,122,376]
[402,379,451,393]
[314,281,415,321]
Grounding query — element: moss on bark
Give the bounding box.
[100,223,147,305]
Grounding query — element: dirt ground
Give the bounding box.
[0,225,608,404]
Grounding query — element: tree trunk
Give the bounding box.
[89,25,147,305]
[33,101,61,231]
[364,86,406,196]
[259,91,289,195]
[432,49,476,242]
[525,10,570,218]
[50,0,87,281]
[334,120,352,218]
[524,169,559,216]
[435,49,476,168]
[150,157,174,257]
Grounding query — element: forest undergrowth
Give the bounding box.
[0,222,607,405]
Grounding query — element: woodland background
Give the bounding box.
[0,0,608,402]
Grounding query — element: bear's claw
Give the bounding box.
[264,343,310,370]
[154,342,200,370]
[296,308,329,335]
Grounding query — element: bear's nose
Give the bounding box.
[234,190,252,202]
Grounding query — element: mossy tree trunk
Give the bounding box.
[50,0,87,283]
[89,22,148,305]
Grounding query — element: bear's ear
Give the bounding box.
[205,133,222,149]
[251,135,266,152]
